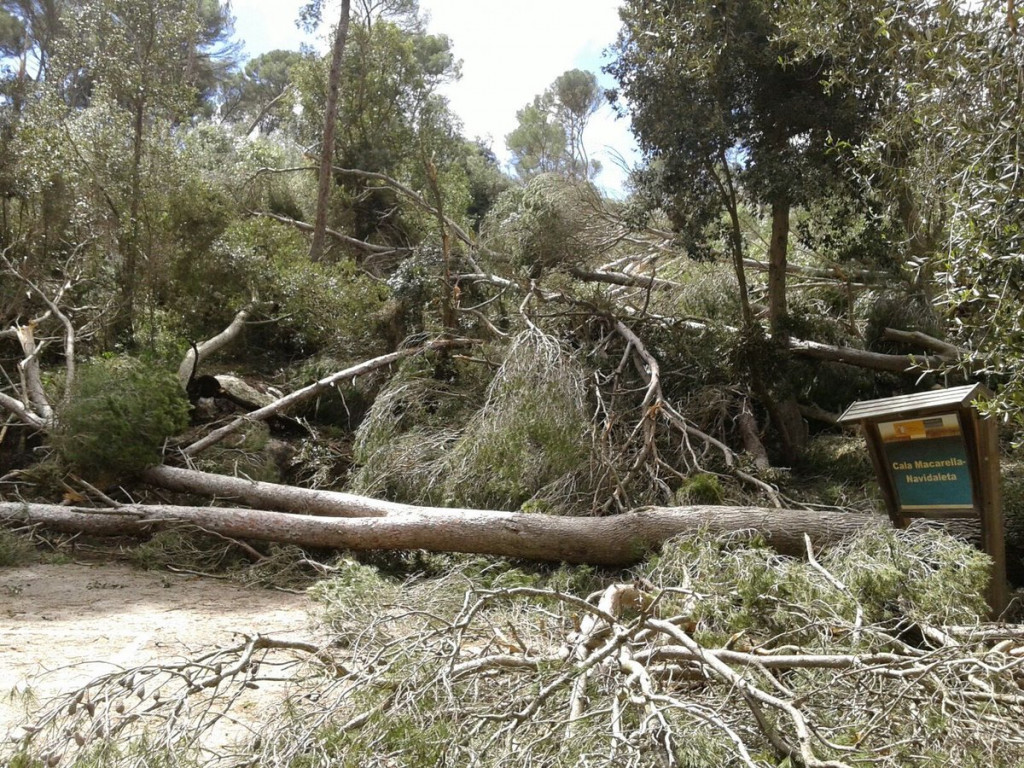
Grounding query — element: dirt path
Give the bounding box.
[0,562,314,746]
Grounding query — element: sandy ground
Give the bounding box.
[0,562,315,749]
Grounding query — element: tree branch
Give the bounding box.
[177,306,254,388]
[181,338,476,456]
[250,210,412,256]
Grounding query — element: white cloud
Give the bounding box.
[230,0,639,195]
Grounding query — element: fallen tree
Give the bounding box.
[0,497,891,565]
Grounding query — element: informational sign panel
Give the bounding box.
[878,414,974,512]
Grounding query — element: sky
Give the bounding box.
[228,0,640,197]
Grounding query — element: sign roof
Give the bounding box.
[838,384,989,424]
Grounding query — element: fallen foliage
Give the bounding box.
[6,528,1024,768]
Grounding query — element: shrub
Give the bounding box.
[55,357,189,479]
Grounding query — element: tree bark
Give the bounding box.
[309,0,351,263]
[880,328,960,359]
[768,200,790,338]
[0,499,888,565]
[142,465,392,518]
[788,338,948,373]
[177,306,253,388]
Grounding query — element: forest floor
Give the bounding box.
[0,560,315,751]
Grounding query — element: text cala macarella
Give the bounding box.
[891,457,966,484]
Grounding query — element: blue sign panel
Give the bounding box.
[879,414,974,511]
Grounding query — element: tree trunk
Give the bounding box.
[768,199,790,338]
[788,338,948,373]
[0,499,889,565]
[718,155,755,330]
[142,465,392,517]
[114,96,147,345]
[180,338,474,456]
[309,0,351,263]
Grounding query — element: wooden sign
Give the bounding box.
[839,384,1006,615]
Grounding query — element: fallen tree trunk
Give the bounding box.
[788,337,948,373]
[141,465,395,518]
[0,500,887,565]
[177,306,253,389]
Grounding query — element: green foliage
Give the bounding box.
[442,330,590,511]
[670,261,743,324]
[826,528,991,626]
[9,528,1010,768]
[349,355,488,503]
[291,15,463,246]
[674,473,725,505]
[194,421,288,484]
[506,92,568,180]
[608,0,867,237]
[55,357,189,479]
[350,332,596,513]
[309,558,399,607]
[220,48,307,133]
[640,526,990,645]
[127,528,252,574]
[506,68,602,181]
[482,174,597,277]
[308,558,404,643]
[54,0,236,115]
[863,292,944,354]
[777,1,1024,422]
[794,434,877,507]
[165,218,390,358]
[460,139,512,229]
[0,528,36,567]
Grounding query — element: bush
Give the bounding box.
[162,218,390,360]
[55,357,189,479]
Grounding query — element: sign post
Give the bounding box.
[839,385,1006,615]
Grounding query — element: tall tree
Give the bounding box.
[608,0,866,337]
[506,69,602,182]
[308,0,351,263]
[778,0,1024,420]
[219,48,306,133]
[50,0,236,342]
[552,68,602,180]
[0,0,62,109]
[506,92,567,180]
[294,4,459,251]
